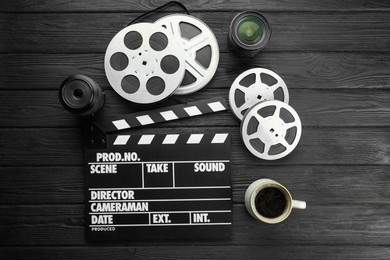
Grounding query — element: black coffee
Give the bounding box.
[255,187,287,218]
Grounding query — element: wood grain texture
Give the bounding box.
[1,204,390,246]
[2,12,390,53]
[1,0,390,258]
[0,127,390,166]
[2,0,390,12]
[2,52,390,90]
[1,88,390,127]
[1,246,390,260]
[1,165,389,205]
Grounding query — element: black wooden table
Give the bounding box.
[1,1,390,259]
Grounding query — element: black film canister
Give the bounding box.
[59,75,105,116]
[228,11,271,57]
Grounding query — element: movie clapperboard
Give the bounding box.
[84,98,233,241]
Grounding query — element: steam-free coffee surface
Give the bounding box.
[255,187,287,218]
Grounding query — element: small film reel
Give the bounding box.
[104,23,186,104]
[229,68,289,120]
[155,14,219,95]
[241,100,302,160]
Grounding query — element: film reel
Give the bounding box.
[229,68,289,120]
[104,23,186,104]
[155,14,219,95]
[241,100,301,160]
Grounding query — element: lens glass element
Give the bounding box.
[237,16,264,44]
[63,79,92,109]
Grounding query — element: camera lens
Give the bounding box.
[62,79,93,109]
[237,16,264,44]
[228,11,271,57]
[59,75,104,116]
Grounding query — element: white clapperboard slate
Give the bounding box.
[83,98,232,241]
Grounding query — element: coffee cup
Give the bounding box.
[244,179,306,224]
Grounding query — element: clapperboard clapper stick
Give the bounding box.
[84,97,228,149]
[83,97,233,241]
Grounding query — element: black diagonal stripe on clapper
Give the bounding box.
[93,97,228,133]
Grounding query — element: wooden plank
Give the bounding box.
[1,204,389,246]
[2,12,390,53]
[1,165,389,205]
[0,127,389,166]
[1,88,390,127]
[0,166,84,204]
[2,0,390,12]
[1,246,389,260]
[2,52,390,90]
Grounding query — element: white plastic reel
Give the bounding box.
[155,14,219,95]
[104,23,186,104]
[241,100,301,160]
[229,68,289,120]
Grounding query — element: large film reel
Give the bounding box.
[241,100,301,160]
[104,23,186,104]
[155,14,219,95]
[229,68,289,120]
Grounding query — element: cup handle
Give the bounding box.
[292,200,306,209]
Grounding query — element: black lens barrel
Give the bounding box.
[228,11,271,57]
[59,75,105,116]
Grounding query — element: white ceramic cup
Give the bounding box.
[244,179,306,224]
